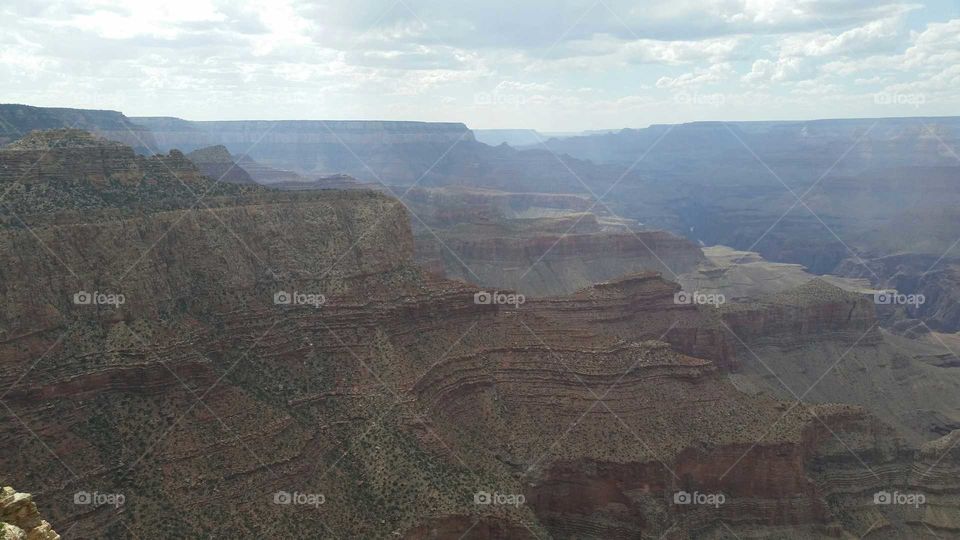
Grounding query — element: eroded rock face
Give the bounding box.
[1,130,959,538]
[402,186,706,297]
[0,487,60,540]
[0,129,262,226]
[0,104,157,153]
[185,145,256,185]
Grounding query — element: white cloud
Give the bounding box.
[743,57,810,83]
[656,63,733,88]
[0,0,954,129]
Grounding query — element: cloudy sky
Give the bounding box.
[2,0,958,130]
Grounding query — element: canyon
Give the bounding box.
[1,128,960,538]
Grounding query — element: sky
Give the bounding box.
[1,0,959,131]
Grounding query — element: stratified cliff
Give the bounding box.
[185,145,256,185]
[405,186,706,296]
[1,130,959,539]
[722,280,960,446]
[0,104,157,153]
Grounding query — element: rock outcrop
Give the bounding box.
[0,104,157,153]
[0,129,261,225]
[0,487,60,540]
[185,145,256,185]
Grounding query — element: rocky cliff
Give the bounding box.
[0,130,261,225]
[184,145,256,185]
[404,186,705,296]
[0,104,157,154]
[0,487,60,540]
[1,130,959,538]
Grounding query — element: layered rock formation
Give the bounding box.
[721,280,960,445]
[404,186,705,296]
[1,130,959,539]
[0,487,60,540]
[0,129,261,225]
[184,145,256,185]
[0,104,157,153]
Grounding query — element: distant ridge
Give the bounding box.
[0,104,158,153]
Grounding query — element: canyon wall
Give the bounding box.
[1,130,959,538]
[0,104,157,153]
